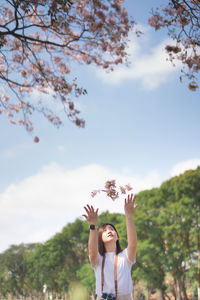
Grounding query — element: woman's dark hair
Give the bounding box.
[98,223,123,256]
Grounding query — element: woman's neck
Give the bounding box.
[105,242,116,253]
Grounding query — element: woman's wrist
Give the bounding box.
[125,213,133,219]
[90,224,98,230]
[90,221,98,226]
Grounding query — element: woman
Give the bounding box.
[83,193,138,300]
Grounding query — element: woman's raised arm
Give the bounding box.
[124,194,138,262]
[83,205,99,266]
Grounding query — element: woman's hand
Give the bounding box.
[83,205,99,225]
[124,194,138,216]
[83,205,99,267]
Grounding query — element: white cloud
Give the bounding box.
[96,29,182,90]
[0,163,161,253]
[170,159,200,177]
[0,159,199,253]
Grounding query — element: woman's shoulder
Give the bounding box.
[119,248,126,256]
[123,248,136,265]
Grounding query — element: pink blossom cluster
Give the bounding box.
[148,13,164,30]
[91,180,132,201]
[148,0,200,91]
[0,0,134,137]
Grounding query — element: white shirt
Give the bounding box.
[91,249,136,297]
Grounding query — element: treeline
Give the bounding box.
[0,167,199,300]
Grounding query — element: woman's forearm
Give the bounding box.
[88,226,99,259]
[124,194,138,261]
[126,214,137,260]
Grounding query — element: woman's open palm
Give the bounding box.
[124,194,138,216]
[83,205,99,225]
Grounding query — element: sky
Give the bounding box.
[0,0,200,253]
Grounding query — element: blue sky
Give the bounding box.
[0,0,200,253]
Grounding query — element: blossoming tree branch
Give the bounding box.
[0,0,134,137]
[149,0,200,91]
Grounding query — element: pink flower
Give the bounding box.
[178,17,190,26]
[96,11,106,21]
[8,104,15,110]
[91,180,133,201]
[1,93,9,102]
[125,184,132,191]
[165,45,181,54]
[115,57,122,64]
[6,112,13,117]
[106,189,119,201]
[9,119,16,125]
[120,186,126,194]
[75,118,85,127]
[68,101,74,110]
[34,136,39,143]
[13,54,23,63]
[148,14,163,30]
[21,70,27,77]
[91,190,100,197]
[105,180,116,189]
[188,81,198,91]
[108,18,116,26]
[103,63,109,69]
[18,120,25,125]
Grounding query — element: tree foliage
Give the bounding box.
[133,188,167,298]
[149,0,200,91]
[0,0,134,133]
[76,263,95,295]
[0,167,199,299]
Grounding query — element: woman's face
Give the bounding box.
[101,225,118,244]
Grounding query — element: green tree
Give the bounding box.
[0,243,38,297]
[0,254,9,298]
[132,188,167,300]
[76,263,95,296]
[159,167,200,300]
[1,168,199,299]
[25,218,89,296]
